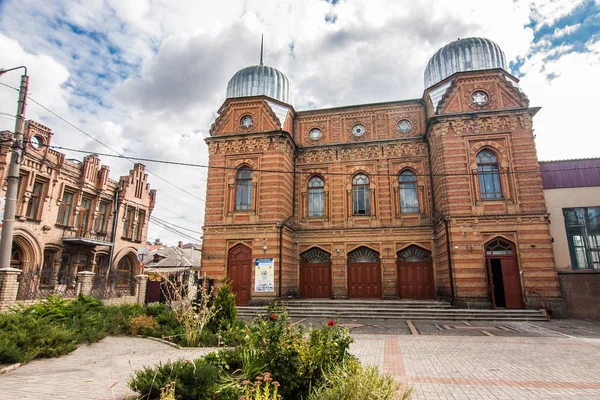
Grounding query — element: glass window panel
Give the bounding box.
[236,168,253,211]
[477,150,503,200]
[564,207,600,269]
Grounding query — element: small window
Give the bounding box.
[94,202,109,233]
[476,150,503,200]
[123,207,135,238]
[352,173,370,215]
[26,181,44,219]
[235,167,253,211]
[56,191,74,225]
[399,170,419,213]
[76,197,92,235]
[136,210,146,241]
[308,176,325,217]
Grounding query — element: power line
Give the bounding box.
[151,215,203,234]
[0,81,205,203]
[150,216,201,243]
[3,82,600,179]
[26,97,206,203]
[41,142,600,178]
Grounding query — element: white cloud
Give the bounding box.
[553,23,582,38]
[519,39,600,160]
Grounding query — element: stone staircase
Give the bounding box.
[237,299,548,321]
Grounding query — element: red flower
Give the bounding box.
[270,313,276,320]
[328,319,335,327]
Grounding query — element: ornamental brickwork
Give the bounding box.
[201,69,563,313]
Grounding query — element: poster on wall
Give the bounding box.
[255,258,275,292]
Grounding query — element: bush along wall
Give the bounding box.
[0,281,240,365]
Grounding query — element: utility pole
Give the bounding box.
[0,66,29,269]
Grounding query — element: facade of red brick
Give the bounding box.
[201,38,563,312]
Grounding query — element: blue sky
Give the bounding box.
[0,0,598,244]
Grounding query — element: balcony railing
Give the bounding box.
[62,228,114,246]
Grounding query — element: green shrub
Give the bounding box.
[0,312,78,363]
[307,359,409,400]
[129,358,222,399]
[208,281,237,333]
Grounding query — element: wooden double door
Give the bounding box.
[228,244,252,306]
[397,246,435,299]
[299,248,331,298]
[485,238,524,309]
[347,247,381,298]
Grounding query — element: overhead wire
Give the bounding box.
[0,80,205,203]
[150,215,203,234]
[150,216,201,243]
[40,142,600,178]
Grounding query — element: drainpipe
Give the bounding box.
[278,141,298,299]
[443,218,456,304]
[107,184,121,275]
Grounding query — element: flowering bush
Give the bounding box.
[240,372,281,400]
[240,302,353,400]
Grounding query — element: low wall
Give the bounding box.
[558,270,600,319]
[0,269,148,313]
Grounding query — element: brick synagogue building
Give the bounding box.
[201,37,563,313]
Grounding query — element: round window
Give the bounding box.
[351,124,366,137]
[471,91,488,106]
[309,128,322,141]
[240,115,254,128]
[30,136,43,149]
[397,119,412,133]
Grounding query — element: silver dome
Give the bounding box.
[226,64,293,104]
[424,37,507,89]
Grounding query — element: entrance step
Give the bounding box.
[237,300,547,321]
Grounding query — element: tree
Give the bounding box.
[153,238,163,245]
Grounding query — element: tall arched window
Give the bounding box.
[399,170,419,213]
[352,173,370,215]
[235,167,253,211]
[308,176,325,217]
[476,150,503,200]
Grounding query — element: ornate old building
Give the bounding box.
[201,37,563,312]
[0,120,156,300]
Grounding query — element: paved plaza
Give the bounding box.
[1,320,600,399]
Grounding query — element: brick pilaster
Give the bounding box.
[0,267,22,311]
[134,274,149,305]
[76,271,95,296]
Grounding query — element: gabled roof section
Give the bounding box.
[431,70,529,116]
[209,95,295,136]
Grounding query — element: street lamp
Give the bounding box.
[0,66,29,270]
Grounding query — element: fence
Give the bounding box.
[0,267,148,312]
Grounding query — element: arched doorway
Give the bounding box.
[347,247,381,298]
[228,244,252,306]
[485,238,524,309]
[397,246,435,299]
[300,248,331,298]
[116,254,136,296]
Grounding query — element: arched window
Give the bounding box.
[352,174,370,215]
[399,170,419,213]
[476,150,503,200]
[235,167,253,211]
[308,176,325,217]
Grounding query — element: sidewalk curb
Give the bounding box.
[0,363,21,374]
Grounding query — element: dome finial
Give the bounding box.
[260,34,264,66]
